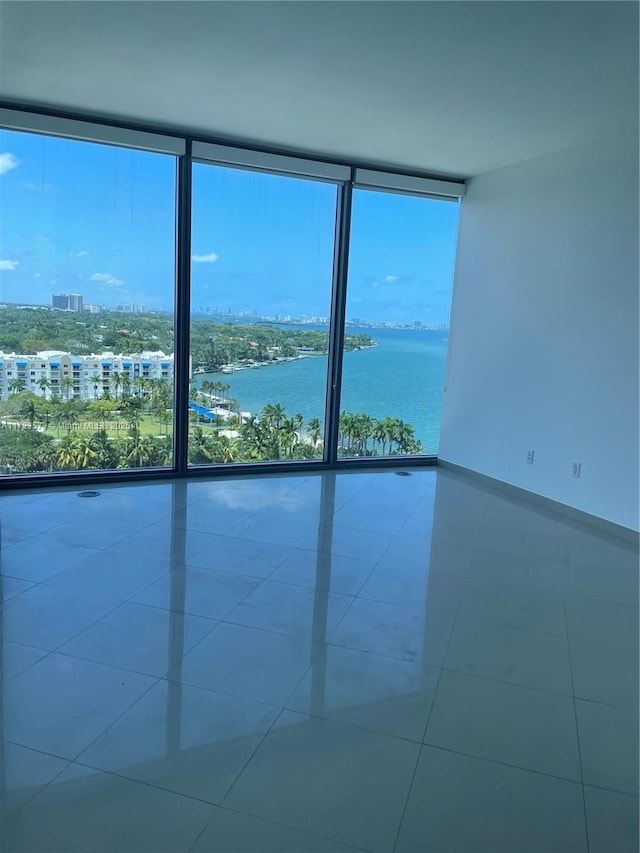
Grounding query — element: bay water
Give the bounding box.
[196,327,448,453]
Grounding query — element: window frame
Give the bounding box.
[0,105,464,488]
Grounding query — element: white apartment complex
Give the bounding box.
[0,350,174,402]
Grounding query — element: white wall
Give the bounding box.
[440,133,639,532]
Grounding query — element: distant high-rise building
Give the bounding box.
[52,293,69,310]
[52,293,84,311]
[68,293,84,312]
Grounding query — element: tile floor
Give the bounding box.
[0,467,637,852]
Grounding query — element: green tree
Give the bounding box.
[111,371,123,400]
[0,427,55,473]
[61,402,79,434]
[61,376,75,402]
[189,427,216,465]
[73,436,98,469]
[91,429,117,469]
[8,377,26,395]
[37,376,51,398]
[90,372,102,401]
[56,435,77,469]
[373,419,387,455]
[133,376,146,398]
[19,394,39,430]
[307,417,322,447]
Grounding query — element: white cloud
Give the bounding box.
[70,250,89,259]
[384,275,399,283]
[34,273,42,278]
[0,259,19,271]
[0,153,19,176]
[191,252,219,263]
[90,272,124,286]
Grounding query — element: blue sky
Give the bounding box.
[0,129,459,324]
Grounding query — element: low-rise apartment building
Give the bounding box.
[0,350,174,402]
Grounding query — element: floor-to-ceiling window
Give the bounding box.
[187,149,343,467]
[0,111,463,483]
[338,185,459,459]
[0,120,180,475]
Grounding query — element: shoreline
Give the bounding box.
[192,343,379,425]
[193,342,378,377]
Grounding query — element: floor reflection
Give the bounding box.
[0,468,637,852]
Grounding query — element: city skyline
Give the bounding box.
[1,128,459,324]
[1,295,449,332]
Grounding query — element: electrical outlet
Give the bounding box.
[526,450,535,464]
[572,462,581,478]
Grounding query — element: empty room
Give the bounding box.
[0,2,638,852]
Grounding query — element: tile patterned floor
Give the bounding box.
[0,468,637,852]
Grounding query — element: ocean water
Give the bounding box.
[195,327,448,454]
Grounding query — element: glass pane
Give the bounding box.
[338,189,459,458]
[189,163,337,466]
[0,128,177,475]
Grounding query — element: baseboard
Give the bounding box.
[437,460,640,549]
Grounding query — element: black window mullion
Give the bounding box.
[173,140,193,476]
[323,172,354,467]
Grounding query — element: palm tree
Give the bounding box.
[8,377,26,395]
[307,417,322,447]
[38,401,52,432]
[91,429,115,469]
[61,376,75,402]
[133,375,146,398]
[189,427,216,465]
[56,436,77,469]
[121,373,132,398]
[122,397,143,434]
[292,412,304,439]
[262,403,287,458]
[353,413,374,455]
[382,416,398,454]
[37,376,51,398]
[240,415,271,459]
[263,403,285,431]
[89,373,102,401]
[73,436,98,469]
[200,380,214,403]
[395,420,417,454]
[19,396,38,430]
[111,371,123,401]
[61,404,79,435]
[218,436,237,463]
[373,419,387,455]
[280,417,299,459]
[339,412,356,452]
[125,433,154,467]
[52,405,67,437]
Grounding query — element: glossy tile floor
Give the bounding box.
[0,468,637,852]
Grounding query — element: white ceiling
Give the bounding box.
[0,1,637,178]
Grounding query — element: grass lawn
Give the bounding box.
[44,415,171,439]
